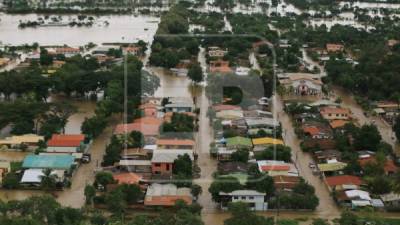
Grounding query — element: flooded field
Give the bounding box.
[0,13,159,45]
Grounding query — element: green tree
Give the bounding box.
[191,184,203,200]
[209,176,243,202]
[173,154,193,178]
[2,172,20,189]
[40,168,57,191]
[94,172,115,190]
[187,63,203,83]
[224,202,274,225]
[84,184,96,205]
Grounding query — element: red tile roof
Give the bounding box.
[303,126,321,136]
[273,175,300,189]
[330,120,348,129]
[47,134,85,147]
[261,165,290,171]
[325,175,362,187]
[113,173,143,185]
[114,117,162,136]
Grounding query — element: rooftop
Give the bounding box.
[47,134,85,147]
[325,175,362,187]
[22,154,74,170]
[151,150,193,163]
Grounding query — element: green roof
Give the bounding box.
[22,155,74,170]
[226,136,253,148]
[318,162,347,172]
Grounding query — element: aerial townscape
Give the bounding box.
[1,0,400,224]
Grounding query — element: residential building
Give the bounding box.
[22,154,75,171]
[216,110,244,119]
[317,160,347,174]
[380,193,400,207]
[252,137,284,151]
[144,183,192,206]
[212,104,242,112]
[320,107,350,120]
[117,159,152,173]
[358,155,398,175]
[326,43,344,52]
[120,148,148,160]
[302,124,332,139]
[20,169,65,184]
[139,103,160,118]
[325,175,362,191]
[54,47,81,57]
[279,73,323,96]
[273,175,300,190]
[156,139,195,150]
[151,149,193,175]
[114,117,162,138]
[46,134,85,153]
[0,134,44,150]
[217,162,251,175]
[164,98,194,112]
[219,190,267,211]
[113,172,144,185]
[209,60,233,74]
[122,46,140,55]
[329,120,349,129]
[257,160,299,177]
[245,117,279,135]
[235,66,251,76]
[208,46,227,58]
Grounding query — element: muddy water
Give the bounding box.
[0,13,159,45]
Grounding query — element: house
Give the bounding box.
[302,139,337,151]
[217,162,251,175]
[314,149,342,163]
[0,134,44,150]
[122,46,140,55]
[273,175,301,190]
[156,139,195,150]
[52,60,66,68]
[117,159,152,173]
[302,124,332,139]
[113,172,144,185]
[219,190,267,211]
[139,103,160,118]
[114,117,162,138]
[46,134,85,153]
[325,175,362,191]
[235,67,251,76]
[216,148,236,161]
[320,107,350,120]
[358,156,398,175]
[209,60,233,74]
[279,73,323,96]
[144,183,192,206]
[20,168,65,184]
[22,154,75,171]
[380,193,400,207]
[317,161,347,174]
[326,43,344,52]
[257,160,299,177]
[344,190,372,208]
[55,47,81,57]
[151,149,193,176]
[164,98,194,113]
[252,137,284,151]
[225,136,253,149]
[329,120,349,129]
[208,46,227,58]
[245,117,279,135]
[120,148,148,160]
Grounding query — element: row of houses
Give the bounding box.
[106,97,198,207]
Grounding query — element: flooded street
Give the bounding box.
[0,13,159,45]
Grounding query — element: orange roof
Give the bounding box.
[144,196,192,206]
[326,175,362,187]
[261,165,290,171]
[330,120,348,129]
[47,134,85,147]
[320,107,350,115]
[273,175,300,189]
[156,139,195,146]
[113,173,142,185]
[134,117,162,125]
[55,47,80,53]
[303,126,321,136]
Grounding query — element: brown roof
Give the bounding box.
[325,175,362,187]
[330,120,349,129]
[320,107,350,115]
[212,104,242,112]
[302,139,336,150]
[47,134,85,147]
[358,157,398,174]
[273,175,300,190]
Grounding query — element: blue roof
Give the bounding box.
[22,155,74,170]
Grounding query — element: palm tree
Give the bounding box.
[40,168,58,192]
